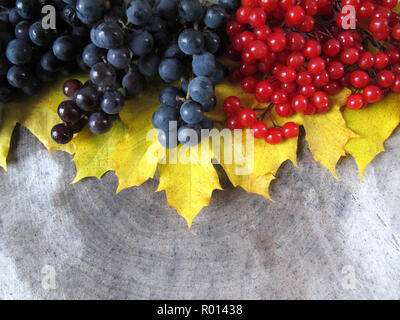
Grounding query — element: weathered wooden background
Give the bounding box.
[0,125,399,299]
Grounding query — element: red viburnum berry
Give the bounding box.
[282,122,300,138]
[255,81,273,102]
[275,103,293,117]
[346,94,365,110]
[251,121,268,138]
[224,96,241,115]
[227,115,244,130]
[265,127,284,144]
[239,108,257,127]
[362,85,383,103]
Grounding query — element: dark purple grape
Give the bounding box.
[63,79,83,98]
[100,90,125,115]
[51,123,73,144]
[58,100,82,124]
[88,111,112,134]
[74,84,102,112]
[90,62,116,88]
[122,71,146,97]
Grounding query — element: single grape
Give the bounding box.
[15,0,41,19]
[29,21,54,47]
[107,48,131,70]
[90,62,117,88]
[88,112,112,134]
[63,79,83,98]
[7,64,32,88]
[122,71,146,97]
[126,0,152,26]
[76,0,105,24]
[158,58,183,83]
[51,123,73,144]
[14,20,30,41]
[100,90,125,115]
[203,30,221,54]
[188,76,214,104]
[92,21,124,49]
[152,106,179,131]
[180,100,204,124]
[204,5,227,29]
[6,39,32,65]
[82,44,106,68]
[178,29,204,55]
[178,0,203,22]
[201,95,217,112]
[40,51,61,73]
[159,86,185,108]
[58,100,82,124]
[192,52,216,77]
[157,0,179,20]
[52,36,78,62]
[129,30,154,56]
[74,84,102,112]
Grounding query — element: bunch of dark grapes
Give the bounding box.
[224,0,400,144]
[0,0,95,103]
[152,0,240,148]
[52,0,238,146]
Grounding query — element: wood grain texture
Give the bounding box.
[0,125,400,299]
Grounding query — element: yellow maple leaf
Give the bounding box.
[157,142,222,228]
[217,132,298,199]
[274,89,358,179]
[208,82,298,198]
[72,120,127,183]
[0,76,84,170]
[109,80,165,193]
[344,93,400,180]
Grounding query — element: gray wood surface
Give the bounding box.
[1,125,400,299]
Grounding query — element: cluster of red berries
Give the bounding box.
[223,96,300,144]
[224,0,400,114]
